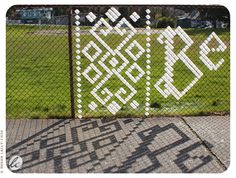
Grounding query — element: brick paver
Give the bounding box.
[6,116,229,173]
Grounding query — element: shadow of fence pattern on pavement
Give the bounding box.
[6,117,226,173]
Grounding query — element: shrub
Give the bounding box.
[156,17,176,28]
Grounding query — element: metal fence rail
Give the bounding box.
[6,5,230,119]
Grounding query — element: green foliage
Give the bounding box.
[156,17,176,28]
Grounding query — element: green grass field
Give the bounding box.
[6,25,230,119]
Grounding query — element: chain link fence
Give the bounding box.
[6,6,72,119]
[6,5,230,119]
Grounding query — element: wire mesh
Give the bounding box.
[6,5,230,119]
[6,6,72,119]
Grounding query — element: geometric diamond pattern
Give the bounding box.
[6,116,229,173]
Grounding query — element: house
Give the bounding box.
[17,8,53,24]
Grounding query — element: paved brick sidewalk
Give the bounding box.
[6,116,229,173]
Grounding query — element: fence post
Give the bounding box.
[67,7,75,119]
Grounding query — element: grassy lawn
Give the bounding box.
[6,25,230,119]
